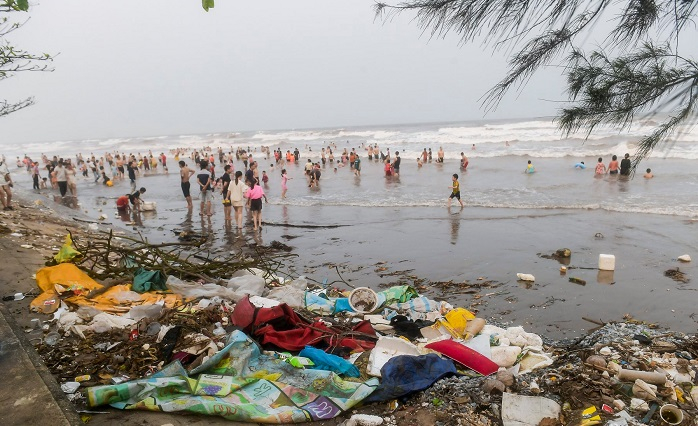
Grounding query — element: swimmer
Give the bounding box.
[644,168,653,178]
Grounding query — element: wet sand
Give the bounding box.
[9,160,698,340]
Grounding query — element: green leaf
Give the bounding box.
[202,0,214,12]
[17,0,29,11]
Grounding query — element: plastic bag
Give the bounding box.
[54,234,80,264]
[226,274,265,296]
[299,346,360,377]
[127,304,163,321]
[266,276,307,307]
[166,275,242,301]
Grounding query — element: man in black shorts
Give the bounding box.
[179,160,195,209]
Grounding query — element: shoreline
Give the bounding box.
[4,184,697,340]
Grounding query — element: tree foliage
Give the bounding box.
[1,0,53,119]
[375,0,698,168]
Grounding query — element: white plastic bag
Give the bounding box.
[266,276,307,308]
[227,274,266,296]
[166,275,242,301]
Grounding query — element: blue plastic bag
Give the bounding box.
[299,346,360,378]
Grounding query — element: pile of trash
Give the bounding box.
[26,249,698,424]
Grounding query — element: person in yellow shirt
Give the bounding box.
[448,173,464,208]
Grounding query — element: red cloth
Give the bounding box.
[231,295,376,353]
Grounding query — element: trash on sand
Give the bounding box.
[617,368,666,385]
[88,331,378,422]
[367,336,421,377]
[44,331,60,346]
[659,403,683,425]
[599,254,616,271]
[61,382,81,394]
[365,354,456,403]
[501,393,561,426]
[677,254,691,262]
[425,339,499,375]
[299,346,360,377]
[2,292,25,301]
[569,277,587,285]
[341,414,384,426]
[348,287,379,313]
[516,273,535,282]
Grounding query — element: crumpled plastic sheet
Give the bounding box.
[87,330,379,423]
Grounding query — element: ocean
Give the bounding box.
[12,116,698,219]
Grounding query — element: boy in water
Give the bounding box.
[525,160,535,174]
[448,174,464,208]
[644,168,654,179]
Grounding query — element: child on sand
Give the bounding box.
[448,174,464,208]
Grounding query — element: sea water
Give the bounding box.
[9,116,698,220]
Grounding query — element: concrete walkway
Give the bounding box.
[0,304,80,426]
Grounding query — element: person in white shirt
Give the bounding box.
[0,157,13,210]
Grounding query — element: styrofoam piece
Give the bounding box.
[516,273,535,282]
[501,392,561,426]
[678,254,691,262]
[517,350,553,375]
[344,414,384,426]
[141,201,157,211]
[491,346,522,368]
[367,336,421,377]
[599,254,616,270]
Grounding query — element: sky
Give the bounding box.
[2,1,582,145]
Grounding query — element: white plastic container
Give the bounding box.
[516,273,535,282]
[598,254,615,271]
[141,201,157,211]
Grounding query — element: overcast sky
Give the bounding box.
[2,1,574,145]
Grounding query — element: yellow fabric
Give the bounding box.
[30,263,183,314]
[443,307,476,336]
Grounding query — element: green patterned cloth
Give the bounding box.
[88,330,378,423]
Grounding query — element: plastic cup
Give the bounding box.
[659,404,683,425]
